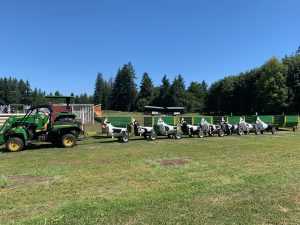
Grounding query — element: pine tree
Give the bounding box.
[25,80,32,104]
[7,78,20,104]
[296,44,300,55]
[54,91,61,96]
[93,73,105,105]
[110,63,137,111]
[79,93,89,104]
[102,77,113,109]
[19,79,27,104]
[156,75,172,107]
[170,74,186,107]
[136,72,155,111]
[0,78,4,104]
[75,95,80,104]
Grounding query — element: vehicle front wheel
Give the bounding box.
[174,132,181,139]
[6,137,24,152]
[197,130,204,138]
[271,127,277,135]
[149,132,157,141]
[218,130,225,137]
[121,134,130,143]
[61,134,76,148]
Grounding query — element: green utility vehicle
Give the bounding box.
[0,104,82,152]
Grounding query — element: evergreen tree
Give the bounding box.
[19,79,27,104]
[74,95,80,104]
[31,88,39,105]
[170,75,188,109]
[93,73,105,105]
[102,77,113,109]
[3,77,8,104]
[7,78,20,104]
[25,80,32,104]
[110,62,137,111]
[136,72,155,111]
[54,91,61,96]
[0,79,4,105]
[296,44,300,55]
[155,75,172,107]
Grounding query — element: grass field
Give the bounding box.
[0,126,299,224]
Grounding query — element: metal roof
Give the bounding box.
[165,107,185,110]
[145,106,165,110]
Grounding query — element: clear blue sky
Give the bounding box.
[0,0,299,95]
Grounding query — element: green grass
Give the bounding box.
[0,127,299,224]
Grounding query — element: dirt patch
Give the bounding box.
[5,175,55,188]
[290,193,300,204]
[161,158,189,167]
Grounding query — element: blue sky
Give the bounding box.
[0,0,299,95]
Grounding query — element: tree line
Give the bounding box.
[94,52,300,114]
[1,49,300,114]
[206,54,300,114]
[93,62,208,112]
[0,78,93,105]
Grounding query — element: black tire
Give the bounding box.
[244,128,250,134]
[149,132,157,141]
[6,137,24,152]
[218,130,224,137]
[254,126,260,135]
[174,132,181,139]
[121,134,130,143]
[271,127,277,135]
[197,130,204,138]
[61,134,76,148]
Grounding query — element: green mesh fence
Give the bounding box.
[144,117,153,127]
[244,115,257,123]
[153,116,175,125]
[213,116,227,124]
[228,116,242,124]
[107,117,132,127]
[273,115,284,127]
[257,115,273,123]
[285,115,299,127]
[180,117,193,124]
[194,116,212,124]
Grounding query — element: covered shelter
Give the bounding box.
[144,106,164,115]
[165,107,185,115]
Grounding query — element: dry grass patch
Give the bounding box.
[161,158,189,167]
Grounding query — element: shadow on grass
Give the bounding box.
[0,143,59,153]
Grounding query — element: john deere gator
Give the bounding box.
[0,104,82,152]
